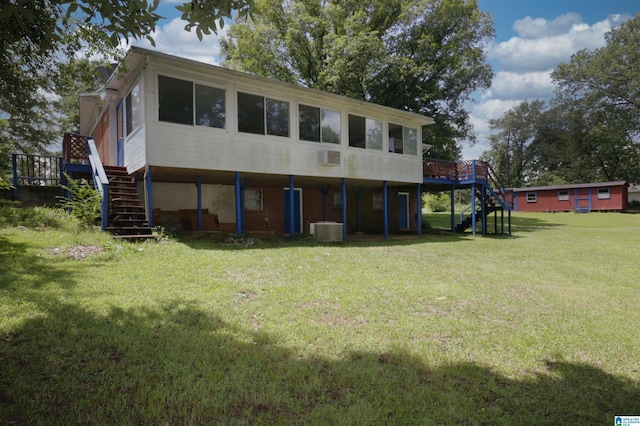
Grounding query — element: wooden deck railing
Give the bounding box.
[62,133,90,164]
[423,158,489,182]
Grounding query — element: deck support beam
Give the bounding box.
[289,175,295,239]
[417,183,422,236]
[383,181,389,240]
[234,172,243,235]
[145,165,153,227]
[471,183,476,237]
[341,178,347,241]
[450,185,456,233]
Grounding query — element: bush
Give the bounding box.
[0,205,80,229]
[57,175,101,227]
[424,192,450,212]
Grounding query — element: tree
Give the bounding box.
[222,0,494,160]
[481,100,545,188]
[0,0,255,176]
[551,14,640,183]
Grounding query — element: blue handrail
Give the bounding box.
[87,139,110,231]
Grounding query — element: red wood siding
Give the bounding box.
[91,108,111,165]
[513,183,628,212]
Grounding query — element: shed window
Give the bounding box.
[196,84,225,128]
[244,189,263,210]
[558,190,569,201]
[158,75,193,125]
[349,115,382,150]
[526,192,537,203]
[597,188,610,199]
[299,104,340,144]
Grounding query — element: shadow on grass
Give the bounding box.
[2,298,638,424]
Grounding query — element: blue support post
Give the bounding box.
[101,185,109,231]
[383,181,389,240]
[11,154,18,199]
[472,160,477,181]
[195,176,202,231]
[341,178,347,242]
[417,183,422,236]
[481,185,487,235]
[289,175,295,238]
[318,185,330,221]
[235,172,243,235]
[145,165,153,227]
[471,183,476,237]
[450,185,456,233]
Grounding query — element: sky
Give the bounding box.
[131,0,640,160]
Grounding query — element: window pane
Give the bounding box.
[244,189,263,210]
[403,127,417,155]
[196,84,225,128]
[125,83,141,136]
[333,192,342,210]
[389,123,403,153]
[158,75,193,125]
[125,92,133,135]
[238,92,265,134]
[299,104,320,142]
[348,115,366,148]
[372,193,383,210]
[266,98,290,137]
[366,118,382,150]
[321,109,341,144]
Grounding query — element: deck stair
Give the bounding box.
[103,166,153,240]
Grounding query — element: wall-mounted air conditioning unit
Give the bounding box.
[317,150,341,166]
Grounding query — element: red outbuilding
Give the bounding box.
[508,181,629,212]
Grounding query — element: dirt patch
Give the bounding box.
[47,245,103,260]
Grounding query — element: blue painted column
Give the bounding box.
[289,175,295,238]
[145,165,153,227]
[341,178,347,241]
[383,181,389,240]
[481,185,487,235]
[450,185,456,233]
[471,183,476,237]
[417,183,422,236]
[11,154,18,199]
[195,176,202,231]
[235,172,243,235]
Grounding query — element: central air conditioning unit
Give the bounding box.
[317,150,341,166]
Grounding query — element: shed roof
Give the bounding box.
[509,181,628,193]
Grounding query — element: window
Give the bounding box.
[238,92,265,135]
[388,123,403,154]
[403,127,418,155]
[372,193,383,211]
[597,188,610,199]
[125,82,141,136]
[333,192,343,210]
[244,189,263,210]
[348,115,382,150]
[237,92,290,137]
[526,192,537,203]
[558,190,569,201]
[158,75,193,125]
[299,104,340,144]
[196,84,225,128]
[266,98,290,137]
[158,75,226,129]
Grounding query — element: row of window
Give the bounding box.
[156,75,418,155]
[526,188,611,203]
[243,189,385,211]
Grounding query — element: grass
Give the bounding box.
[1,207,639,424]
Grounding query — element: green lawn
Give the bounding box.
[1,208,639,424]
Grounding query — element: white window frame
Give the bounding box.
[558,190,569,201]
[125,81,141,137]
[526,192,537,203]
[597,188,610,199]
[244,189,263,211]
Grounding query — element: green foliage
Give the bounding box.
[0,205,80,229]
[424,191,450,212]
[222,0,494,159]
[57,175,101,227]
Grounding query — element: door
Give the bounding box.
[284,188,302,234]
[116,100,125,166]
[398,192,410,230]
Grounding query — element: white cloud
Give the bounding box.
[130,17,227,65]
[484,71,555,100]
[489,14,630,72]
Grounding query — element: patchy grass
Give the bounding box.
[1,209,639,424]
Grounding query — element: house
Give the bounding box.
[508,181,629,213]
[66,46,511,239]
[629,185,640,204]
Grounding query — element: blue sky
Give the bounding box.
[132,0,640,159]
